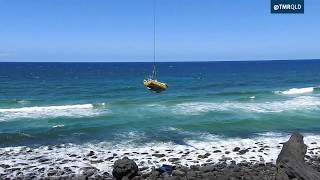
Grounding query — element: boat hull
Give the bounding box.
[143,79,168,93]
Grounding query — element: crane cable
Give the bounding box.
[152,0,157,80]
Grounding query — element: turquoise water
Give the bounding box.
[1,61,320,147]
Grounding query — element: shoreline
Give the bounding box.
[1,134,320,179]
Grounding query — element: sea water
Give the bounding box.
[1,60,320,150]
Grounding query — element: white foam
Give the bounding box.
[0,104,106,121]
[277,87,315,95]
[0,166,4,175]
[52,124,65,128]
[17,100,30,104]
[172,96,320,114]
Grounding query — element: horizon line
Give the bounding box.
[0,58,320,63]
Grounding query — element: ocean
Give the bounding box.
[1,60,320,174]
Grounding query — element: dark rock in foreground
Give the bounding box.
[276,132,320,180]
[113,157,139,180]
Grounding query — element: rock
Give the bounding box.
[164,176,179,180]
[87,151,95,156]
[172,169,185,177]
[200,165,215,173]
[233,147,240,152]
[0,164,10,169]
[198,153,211,159]
[112,157,138,180]
[105,157,114,161]
[27,149,33,153]
[90,159,103,164]
[82,168,97,177]
[238,149,249,155]
[305,155,311,159]
[148,169,160,178]
[186,171,197,178]
[139,166,149,171]
[63,167,73,173]
[38,167,45,172]
[213,150,222,153]
[47,169,58,176]
[70,174,87,180]
[190,165,200,171]
[38,157,50,163]
[276,132,320,180]
[168,158,180,162]
[24,172,37,179]
[152,154,165,158]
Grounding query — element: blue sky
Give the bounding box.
[0,0,319,62]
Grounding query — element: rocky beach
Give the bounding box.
[0,133,319,180]
[2,62,320,179]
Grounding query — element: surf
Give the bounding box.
[0,103,106,121]
[1,132,319,174]
[276,87,315,95]
[172,96,320,114]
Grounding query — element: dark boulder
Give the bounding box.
[112,157,138,180]
[238,149,249,155]
[276,132,320,180]
[198,153,211,159]
[152,154,165,158]
[168,158,179,162]
[233,147,240,152]
[87,150,95,156]
[172,169,185,177]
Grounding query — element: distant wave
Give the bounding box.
[0,103,106,121]
[275,87,315,95]
[172,96,320,114]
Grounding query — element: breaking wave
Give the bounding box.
[275,87,315,95]
[0,103,106,121]
[172,96,320,114]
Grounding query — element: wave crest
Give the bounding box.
[0,103,106,121]
[172,96,320,114]
[276,87,315,95]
